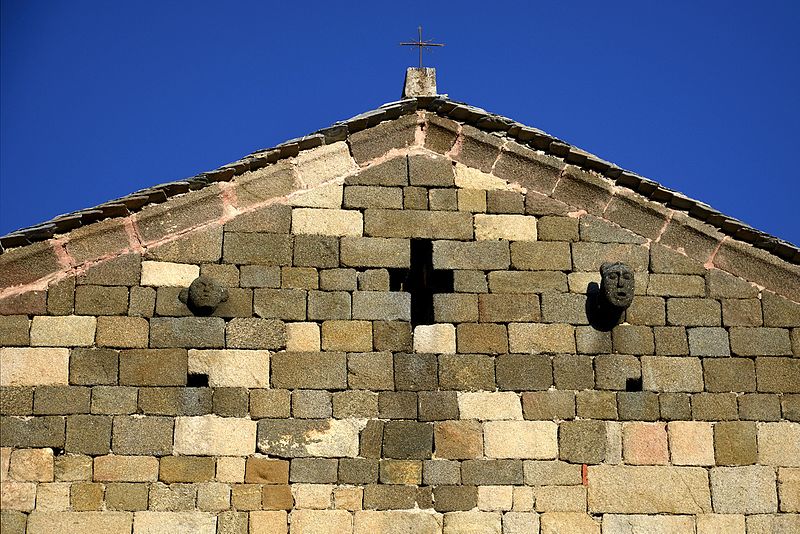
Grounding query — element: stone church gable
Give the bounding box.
[1,92,799,533]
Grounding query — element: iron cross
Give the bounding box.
[400,26,445,68]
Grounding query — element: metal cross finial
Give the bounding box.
[400,26,444,68]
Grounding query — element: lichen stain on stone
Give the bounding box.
[302,419,332,446]
[273,434,305,455]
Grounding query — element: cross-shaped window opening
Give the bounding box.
[389,239,454,327]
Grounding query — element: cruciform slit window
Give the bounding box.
[389,239,454,327]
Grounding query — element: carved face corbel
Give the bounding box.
[599,262,635,310]
[179,275,229,315]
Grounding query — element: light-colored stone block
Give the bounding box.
[9,448,54,481]
[133,511,216,534]
[696,514,745,534]
[289,183,344,208]
[503,512,539,534]
[296,142,357,187]
[353,510,442,534]
[454,164,508,190]
[286,322,321,352]
[512,487,535,511]
[1,447,10,480]
[622,423,668,465]
[508,323,576,354]
[197,482,230,512]
[141,261,199,287]
[54,454,93,481]
[758,422,800,467]
[602,514,695,533]
[174,415,257,456]
[292,208,363,236]
[93,456,159,482]
[250,511,288,534]
[588,465,711,514]
[289,509,352,534]
[414,324,456,353]
[484,421,557,459]
[30,316,96,347]
[605,422,622,465]
[215,457,245,483]
[535,486,586,512]
[0,348,70,386]
[0,481,36,511]
[641,356,703,392]
[334,486,363,511]
[710,466,777,514]
[258,419,361,458]
[478,485,513,511]
[667,421,715,466]
[35,482,70,511]
[27,511,133,533]
[779,468,800,512]
[444,511,502,533]
[746,514,800,534]
[540,512,600,534]
[293,484,333,509]
[188,349,269,388]
[474,214,537,241]
[458,392,523,421]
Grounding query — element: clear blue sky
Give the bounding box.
[2,1,799,245]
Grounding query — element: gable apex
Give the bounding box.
[0,98,798,303]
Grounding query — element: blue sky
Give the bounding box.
[2,1,799,245]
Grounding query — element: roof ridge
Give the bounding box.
[1,97,797,265]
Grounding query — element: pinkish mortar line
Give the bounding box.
[489,139,509,176]
[50,238,73,270]
[705,236,727,270]
[445,123,464,159]
[219,182,240,219]
[654,211,674,243]
[1,182,257,298]
[549,167,566,197]
[414,111,426,146]
[123,217,144,254]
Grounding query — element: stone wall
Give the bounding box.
[1,113,799,533]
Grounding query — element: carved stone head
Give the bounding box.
[179,275,229,315]
[600,262,635,309]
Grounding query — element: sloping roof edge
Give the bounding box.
[2,96,796,265]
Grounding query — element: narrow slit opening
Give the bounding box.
[625,377,643,392]
[188,374,209,387]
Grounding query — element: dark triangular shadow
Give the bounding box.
[585,281,625,332]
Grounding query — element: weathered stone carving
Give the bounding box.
[600,262,635,310]
[586,262,635,331]
[179,275,228,315]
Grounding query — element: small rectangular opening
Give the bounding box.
[388,268,409,292]
[188,373,209,387]
[625,377,643,392]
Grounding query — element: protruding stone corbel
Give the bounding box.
[587,261,635,331]
[599,262,635,311]
[179,275,229,316]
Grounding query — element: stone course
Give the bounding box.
[2,109,799,532]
